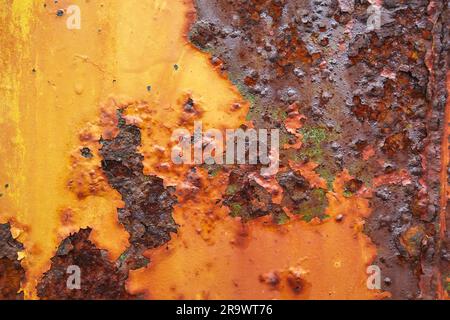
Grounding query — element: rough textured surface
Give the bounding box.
[224,166,282,221]
[0,223,25,300]
[190,0,449,299]
[37,228,132,300]
[100,111,178,269]
[1,0,448,300]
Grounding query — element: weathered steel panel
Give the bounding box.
[0,0,448,300]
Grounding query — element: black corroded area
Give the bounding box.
[100,112,178,269]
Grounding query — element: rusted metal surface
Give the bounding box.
[0,223,25,300]
[99,110,178,269]
[37,228,132,300]
[0,0,448,300]
[190,0,450,299]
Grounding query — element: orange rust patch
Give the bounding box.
[283,103,306,150]
[289,160,328,190]
[362,145,375,161]
[373,170,412,188]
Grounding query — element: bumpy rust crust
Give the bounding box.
[99,111,178,269]
[0,224,25,300]
[190,0,449,299]
[37,228,132,300]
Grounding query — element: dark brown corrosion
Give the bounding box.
[99,111,178,269]
[224,165,328,223]
[277,170,329,222]
[224,166,286,222]
[0,223,25,300]
[37,110,178,298]
[191,0,449,299]
[37,228,132,300]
